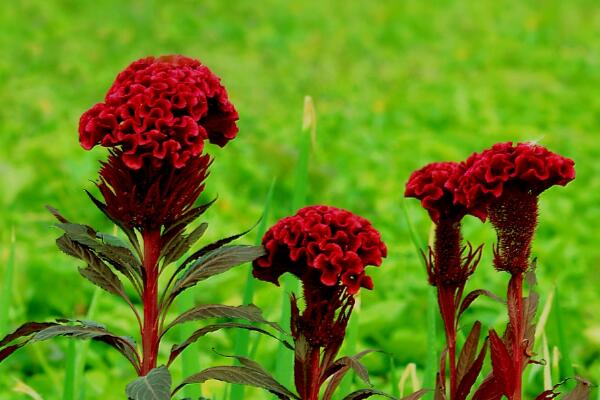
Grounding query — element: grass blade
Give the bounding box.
[179,288,203,399]
[274,96,315,391]
[339,297,360,395]
[0,228,16,335]
[63,340,77,400]
[401,201,437,400]
[553,286,575,389]
[229,178,277,400]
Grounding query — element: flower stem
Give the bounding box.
[438,286,457,400]
[141,229,162,376]
[297,344,321,400]
[508,272,524,400]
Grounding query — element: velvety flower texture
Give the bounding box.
[458,142,575,219]
[405,162,482,287]
[460,142,575,273]
[79,55,238,170]
[253,205,387,295]
[96,152,211,230]
[404,162,468,223]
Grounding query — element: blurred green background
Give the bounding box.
[1,0,599,399]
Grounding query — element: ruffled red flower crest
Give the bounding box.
[79,55,238,170]
[253,205,387,294]
[404,162,469,223]
[458,142,575,218]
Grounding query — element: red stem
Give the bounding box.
[509,273,524,400]
[141,229,162,376]
[306,346,321,400]
[438,285,457,400]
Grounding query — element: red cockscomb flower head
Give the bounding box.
[459,142,575,273]
[253,205,387,295]
[79,55,238,170]
[254,205,386,355]
[404,162,469,223]
[405,162,483,287]
[80,55,237,230]
[458,142,575,220]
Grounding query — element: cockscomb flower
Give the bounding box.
[404,162,467,223]
[405,162,486,400]
[253,206,386,399]
[79,55,238,170]
[459,142,575,274]
[404,162,482,287]
[253,205,386,295]
[79,55,238,231]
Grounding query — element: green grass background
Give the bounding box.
[1,0,599,398]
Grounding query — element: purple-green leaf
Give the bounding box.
[126,365,171,400]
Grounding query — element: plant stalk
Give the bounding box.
[509,272,524,400]
[438,285,457,400]
[141,229,162,375]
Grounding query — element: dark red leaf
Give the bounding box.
[458,290,503,319]
[488,330,515,397]
[472,376,503,400]
[455,338,488,400]
[456,321,481,383]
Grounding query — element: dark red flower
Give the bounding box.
[253,205,386,295]
[95,151,211,230]
[457,142,575,220]
[460,142,575,273]
[404,162,473,223]
[79,55,238,170]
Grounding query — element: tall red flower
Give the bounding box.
[459,142,575,273]
[459,142,575,400]
[76,55,241,377]
[404,162,482,287]
[253,205,386,400]
[405,162,484,400]
[79,55,238,231]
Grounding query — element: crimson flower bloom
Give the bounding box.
[459,142,575,274]
[253,205,386,399]
[79,55,238,231]
[404,162,482,287]
[405,162,485,400]
[79,55,238,170]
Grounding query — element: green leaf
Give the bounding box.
[55,222,142,287]
[163,304,283,335]
[126,366,172,400]
[169,245,265,299]
[176,226,257,277]
[82,193,142,257]
[401,200,437,399]
[341,388,397,400]
[168,322,292,366]
[162,222,208,266]
[32,321,140,372]
[231,178,277,400]
[323,350,374,400]
[562,378,592,400]
[173,365,298,399]
[56,235,131,303]
[0,321,58,348]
